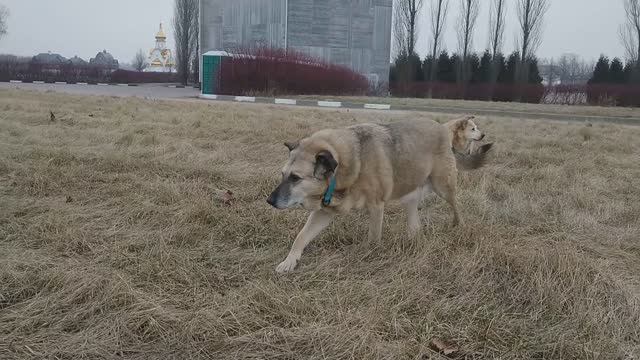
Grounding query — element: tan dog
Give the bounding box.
[445,115,493,166]
[267,117,491,273]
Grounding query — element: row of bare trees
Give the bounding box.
[394,0,640,85]
[393,0,550,100]
[540,54,593,86]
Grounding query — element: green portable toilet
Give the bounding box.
[201,51,231,95]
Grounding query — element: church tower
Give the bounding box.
[146,23,174,73]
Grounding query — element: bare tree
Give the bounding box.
[132,49,148,72]
[487,0,506,100]
[0,5,9,39]
[173,0,199,85]
[620,0,640,69]
[540,57,558,85]
[456,0,479,88]
[192,28,199,84]
[394,0,424,57]
[393,1,408,56]
[515,0,550,99]
[556,54,592,85]
[489,0,506,61]
[427,0,450,97]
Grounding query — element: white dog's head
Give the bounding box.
[447,115,486,152]
[464,119,485,141]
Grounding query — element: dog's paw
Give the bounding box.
[276,257,298,274]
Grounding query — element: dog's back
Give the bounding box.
[346,119,453,201]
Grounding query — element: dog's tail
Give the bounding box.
[455,143,494,171]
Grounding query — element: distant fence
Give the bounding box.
[109,70,178,84]
[391,81,640,107]
[542,85,588,105]
[541,84,640,107]
[212,47,369,96]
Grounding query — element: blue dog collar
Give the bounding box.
[322,175,337,206]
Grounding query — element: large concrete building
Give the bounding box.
[199,0,393,84]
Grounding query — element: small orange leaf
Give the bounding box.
[215,189,235,205]
[429,338,459,357]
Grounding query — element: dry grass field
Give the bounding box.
[295,95,640,119]
[1,89,639,359]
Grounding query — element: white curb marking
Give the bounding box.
[364,103,391,110]
[199,94,218,100]
[235,96,256,102]
[9,80,22,83]
[275,98,297,105]
[318,101,342,108]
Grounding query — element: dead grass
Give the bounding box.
[1,89,639,359]
[295,95,640,119]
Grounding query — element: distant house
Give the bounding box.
[32,52,68,65]
[31,52,68,74]
[68,56,88,67]
[90,50,119,72]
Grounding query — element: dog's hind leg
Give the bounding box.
[276,210,334,273]
[401,189,422,238]
[430,167,462,227]
[367,203,385,244]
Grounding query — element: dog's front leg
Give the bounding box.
[367,203,385,244]
[276,210,334,273]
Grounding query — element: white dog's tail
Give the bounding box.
[455,143,494,171]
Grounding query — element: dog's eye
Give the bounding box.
[289,174,302,182]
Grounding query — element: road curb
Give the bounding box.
[198,94,393,112]
[2,80,143,87]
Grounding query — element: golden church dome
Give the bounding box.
[146,22,174,72]
[156,23,166,40]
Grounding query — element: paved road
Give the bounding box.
[3,82,639,126]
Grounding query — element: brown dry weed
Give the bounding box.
[1,89,639,359]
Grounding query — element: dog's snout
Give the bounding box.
[267,193,276,207]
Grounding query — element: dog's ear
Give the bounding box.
[455,118,469,131]
[314,150,338,178]
[284,141,299,152]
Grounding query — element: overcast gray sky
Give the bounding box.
[0,0,629,63]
